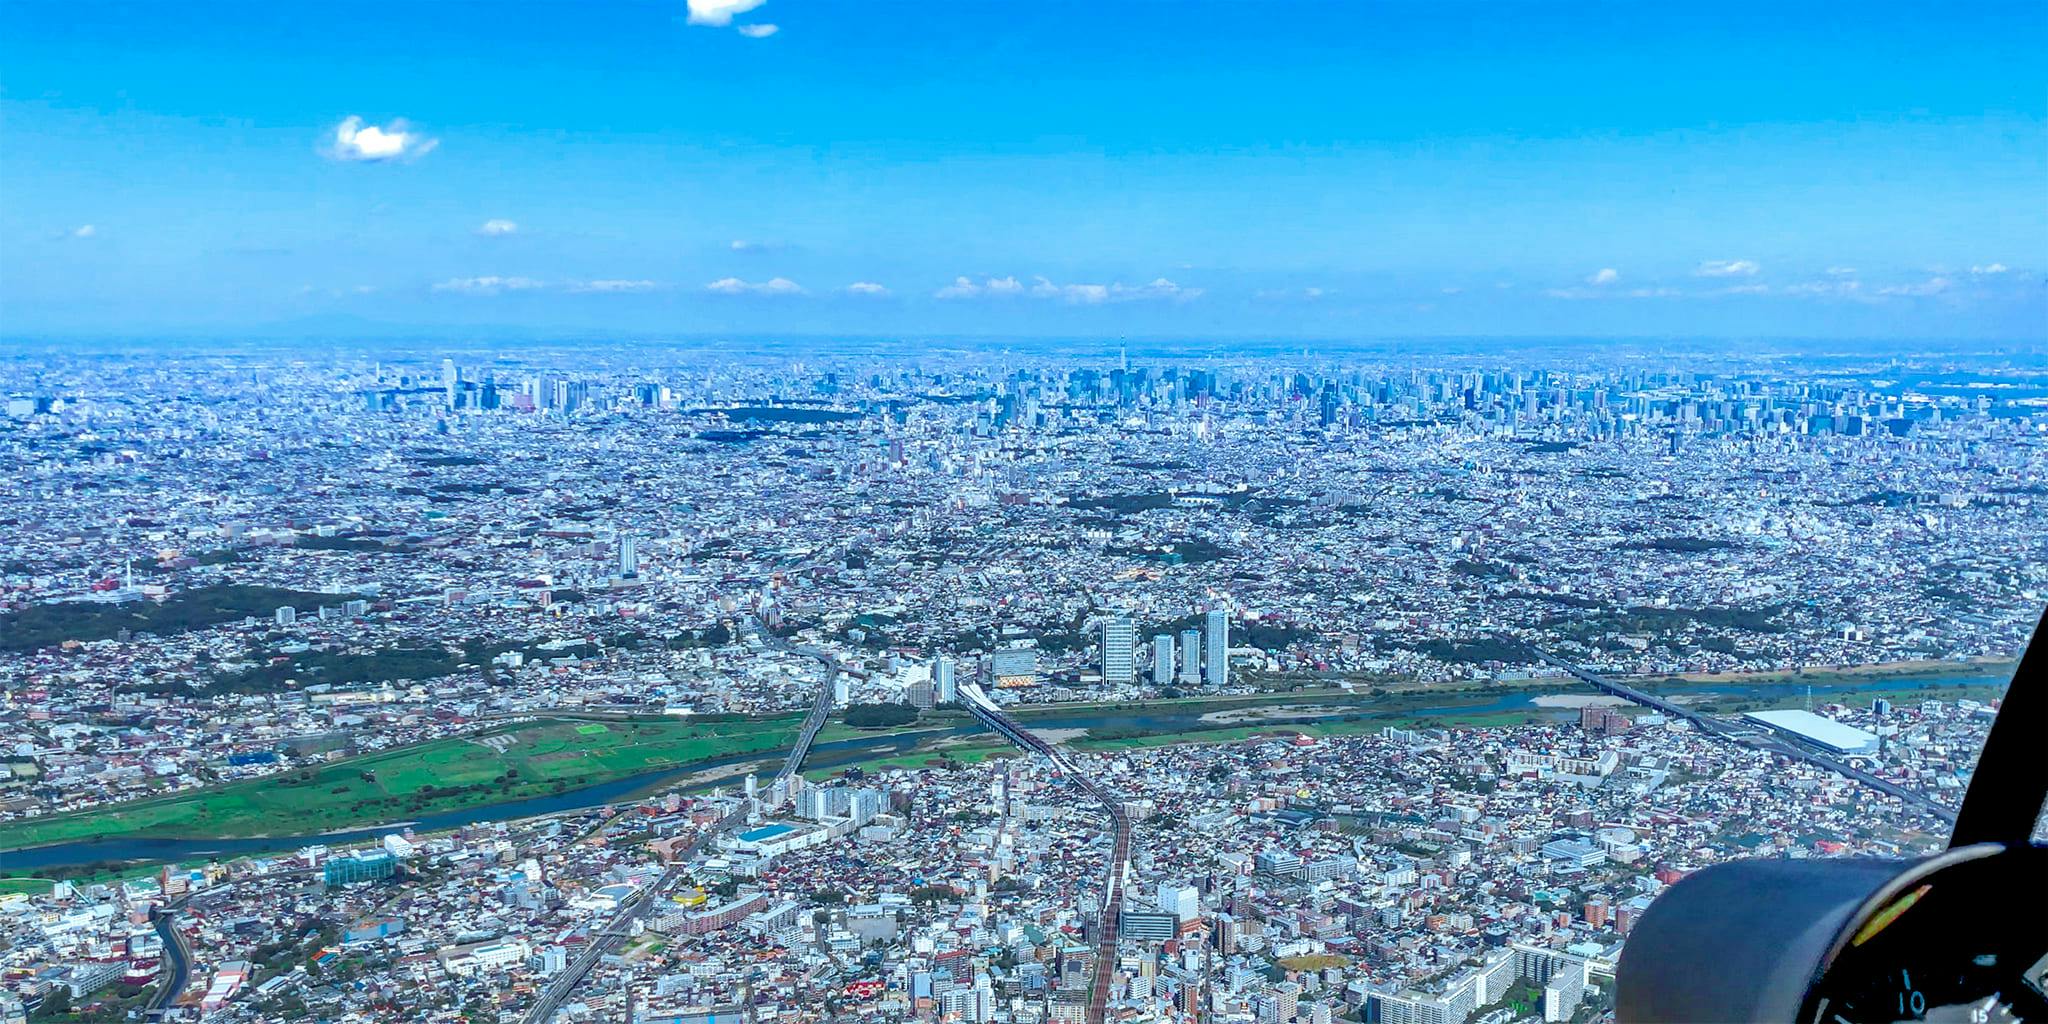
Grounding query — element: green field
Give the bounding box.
[1065,677,2009,753]
[0,877,55,896]
[813,720,951,745]
[804,740,1015,780]
[1069,708,1550,751]
[1002,682,1531,722]
[0,715,802,850]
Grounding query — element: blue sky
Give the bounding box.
[3,0,2043,340]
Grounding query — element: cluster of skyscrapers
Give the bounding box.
[1099,609,1228,688]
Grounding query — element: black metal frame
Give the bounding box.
[1949,606,2048,848]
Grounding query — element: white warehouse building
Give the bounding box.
[1742,709,1879,755]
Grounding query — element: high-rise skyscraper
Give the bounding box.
[618,534,638,578]
[1152,634,1175,685]
[1205,608,1229,686]
[1100,616,1136,684]
[1179,629,1202,685]
[934,655,957,704]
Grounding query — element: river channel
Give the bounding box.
[0,671,2009,872]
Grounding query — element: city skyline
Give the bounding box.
[0,344,2035,1022]
[1,3,2044,1021]
[4,0,2045,340]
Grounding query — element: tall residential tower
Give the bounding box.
[1100,617,1136,684]
[1205,608,1229,686]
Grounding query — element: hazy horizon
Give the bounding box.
[5,0,2044,341]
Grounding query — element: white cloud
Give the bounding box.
[1030,277,1091,301]
[571,279,660,293]
[1970,263,2009,275]
[1064,274,1196,301]
[844,281,890,296]
[1826,266,1858,277]
[1545,285,1678,300]
[934,276,1023,299]
[737,23,778,37]
[477,219,518,237]
[433,276,544,294]
[1784,280,1864,297]
[1696,258,1761,277]
[687,0,766,26]
[1876,277,1952,297]
[327,116,438,162]
[1587,268,1619,285]
[72,224,97,239]
[1253,287,1322,301]
[706,276,805,296]
[941,274,1198,303]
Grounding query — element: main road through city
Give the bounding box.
[1504,635,1959,826]
[519,624,839,1024]
[958,681,1129,1024]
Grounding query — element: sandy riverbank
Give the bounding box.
[1199,703,1365,724]
[1027,727,1090,744]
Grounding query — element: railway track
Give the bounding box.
[958,681,1128,1024]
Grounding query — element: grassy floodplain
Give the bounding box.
[0,715,802,850]
[2,660,2009,853]
[1068,709,1548,752]
[1062,673,2012,752]
[802,740,1017,780]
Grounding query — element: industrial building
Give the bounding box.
[1742,709,1879,755]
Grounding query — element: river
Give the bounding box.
[0,670,2010,872]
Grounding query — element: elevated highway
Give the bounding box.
[1504,636,1958,826]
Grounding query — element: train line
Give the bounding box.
[958,681,1128,1024]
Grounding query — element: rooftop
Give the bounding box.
[1743,709,1879,750]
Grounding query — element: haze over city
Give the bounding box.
[2,3,2045,1024]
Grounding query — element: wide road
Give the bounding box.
[1505,636,1959,826]
[521,624,836,1024]
[958,681,1128,1024]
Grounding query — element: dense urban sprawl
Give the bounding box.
[0,343,2040,1023]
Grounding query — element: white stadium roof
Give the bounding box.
[1742,709,1879,751]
